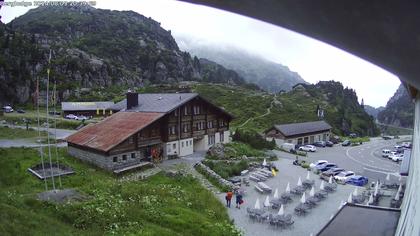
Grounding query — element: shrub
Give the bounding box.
[224,142,264,158]
[301,163,310,169]
[232,129,275,150]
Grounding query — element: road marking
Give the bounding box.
[346,146,395,173]
[363,167,400,177]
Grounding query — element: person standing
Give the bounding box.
[236,191,243,209]
[225,190,233,208]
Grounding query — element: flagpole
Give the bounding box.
[46,49,56,191]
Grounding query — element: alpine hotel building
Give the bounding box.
[66,92,232,173]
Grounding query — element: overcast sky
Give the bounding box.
[1,0,401,107]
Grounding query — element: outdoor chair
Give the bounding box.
[278,214,294,228]
[302,179,315,189]
[324,184,337,193]
[294,203,310,216]
[280,192,293,204]
[352,195,366,204]
[314,190,328,200]
[291,186,306,195]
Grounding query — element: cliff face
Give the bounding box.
[0,6,250,104]
[377,84,414,128]
[364,105,384,119]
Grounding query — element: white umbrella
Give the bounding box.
[297,177,302,186]
[320,181,325,190]
[394,191,400,201]
[374,181,379,196]
[300,192,306,203]
[273,188,279,199]
[278,204,284,216]
[386,173,391,181]
[262,158,267,166]
[286,182,291,193]
[309,186,315,197]
[306,171,311,180]
[347,193,353,203]
[368,193,374,205]
[254,198,261,209]
[264,195,271,207]
[397,184,402,193]
[353,187,358,196]
[328,175,333,184]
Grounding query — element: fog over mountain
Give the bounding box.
[176,35,307,93]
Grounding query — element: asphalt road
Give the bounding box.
[274,136,412,184]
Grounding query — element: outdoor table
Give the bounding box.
[352,195,366,204]
[324,183,337,192]
[390,199,402,208]
[302,179,315,189]
[305,196,319,208]
[280,192,293,203]
[314,190,328,200]
[294,202,310,216]
[258,182,273,192]
[270,198,282,209]
[291,186,306,195]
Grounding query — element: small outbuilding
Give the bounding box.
[61,101,115,117]
[265,120,332,146]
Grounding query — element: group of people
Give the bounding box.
[225,189,244,209]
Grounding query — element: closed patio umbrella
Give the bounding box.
[278,204,284,216]
[328,175,333,184]
[306,171,311,180]
[262,158,267,166]
[320,181,325,190]
[386,173,390,182]
[309,186,315,197]
[286,182,291,193]
[297,177,302,186]
[273,188,279,199]
[368,193,374,205]
[300,192,306,203]
[374,181,379,196]
[254,198,261,209]
[353,187,358,196]
[347,193,353,203]
[264,195,270,207]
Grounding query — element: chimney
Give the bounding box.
[126,90,138,110]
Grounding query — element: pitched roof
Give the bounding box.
[66,112,164,152]
[62,101,114,111]
[111,93,198,113]
[272,120,332,137]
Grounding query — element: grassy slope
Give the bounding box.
[0,148,238,236]
[0,126,47,139]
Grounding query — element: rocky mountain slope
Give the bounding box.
[364,105,384,119]
[176,37,307,92]
[0,5,253,104]
[377,84,414,128]
[143,81,379,136]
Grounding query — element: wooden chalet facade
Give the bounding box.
[66,92,232,173]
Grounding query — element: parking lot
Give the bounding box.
[220,137,410,236]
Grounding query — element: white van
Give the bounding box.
[382,149,391,158]
[281,143,296,152]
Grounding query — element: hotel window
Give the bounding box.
[182,141,184,148]
[168,126,176,135]
[183,124,190,133]
[220,133,224,142]
[113,156,118,162]
[184,106,189,115]
[207,120,213,129]
[131,153,136,159]
[151,127,159,137]
[172,143,176,149]
[193,105,200,115]
[122,155,127,161]
[174,109,179,117]
[128,136,134,144]
[189,140,192,145]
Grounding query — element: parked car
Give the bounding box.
[76,115,88,121]
[388,151,398,159]
[309,160,328,170]
[346,175,369,186]
[382,136,393,140]
[382,149,391,158]
[402,142,412,148]
[298,145,317,152]
[326,141,334,147]
[334,171,355,183]
[341,140,351,146]
[313,141,326,147]
[391,153,404,162]
[320,167,345,180]
[49,111,61,116]
[2,105,13,113]
[17,109,25,113]
[317,163,338,172]
[65,114,78,119]
[349,133,357,138]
